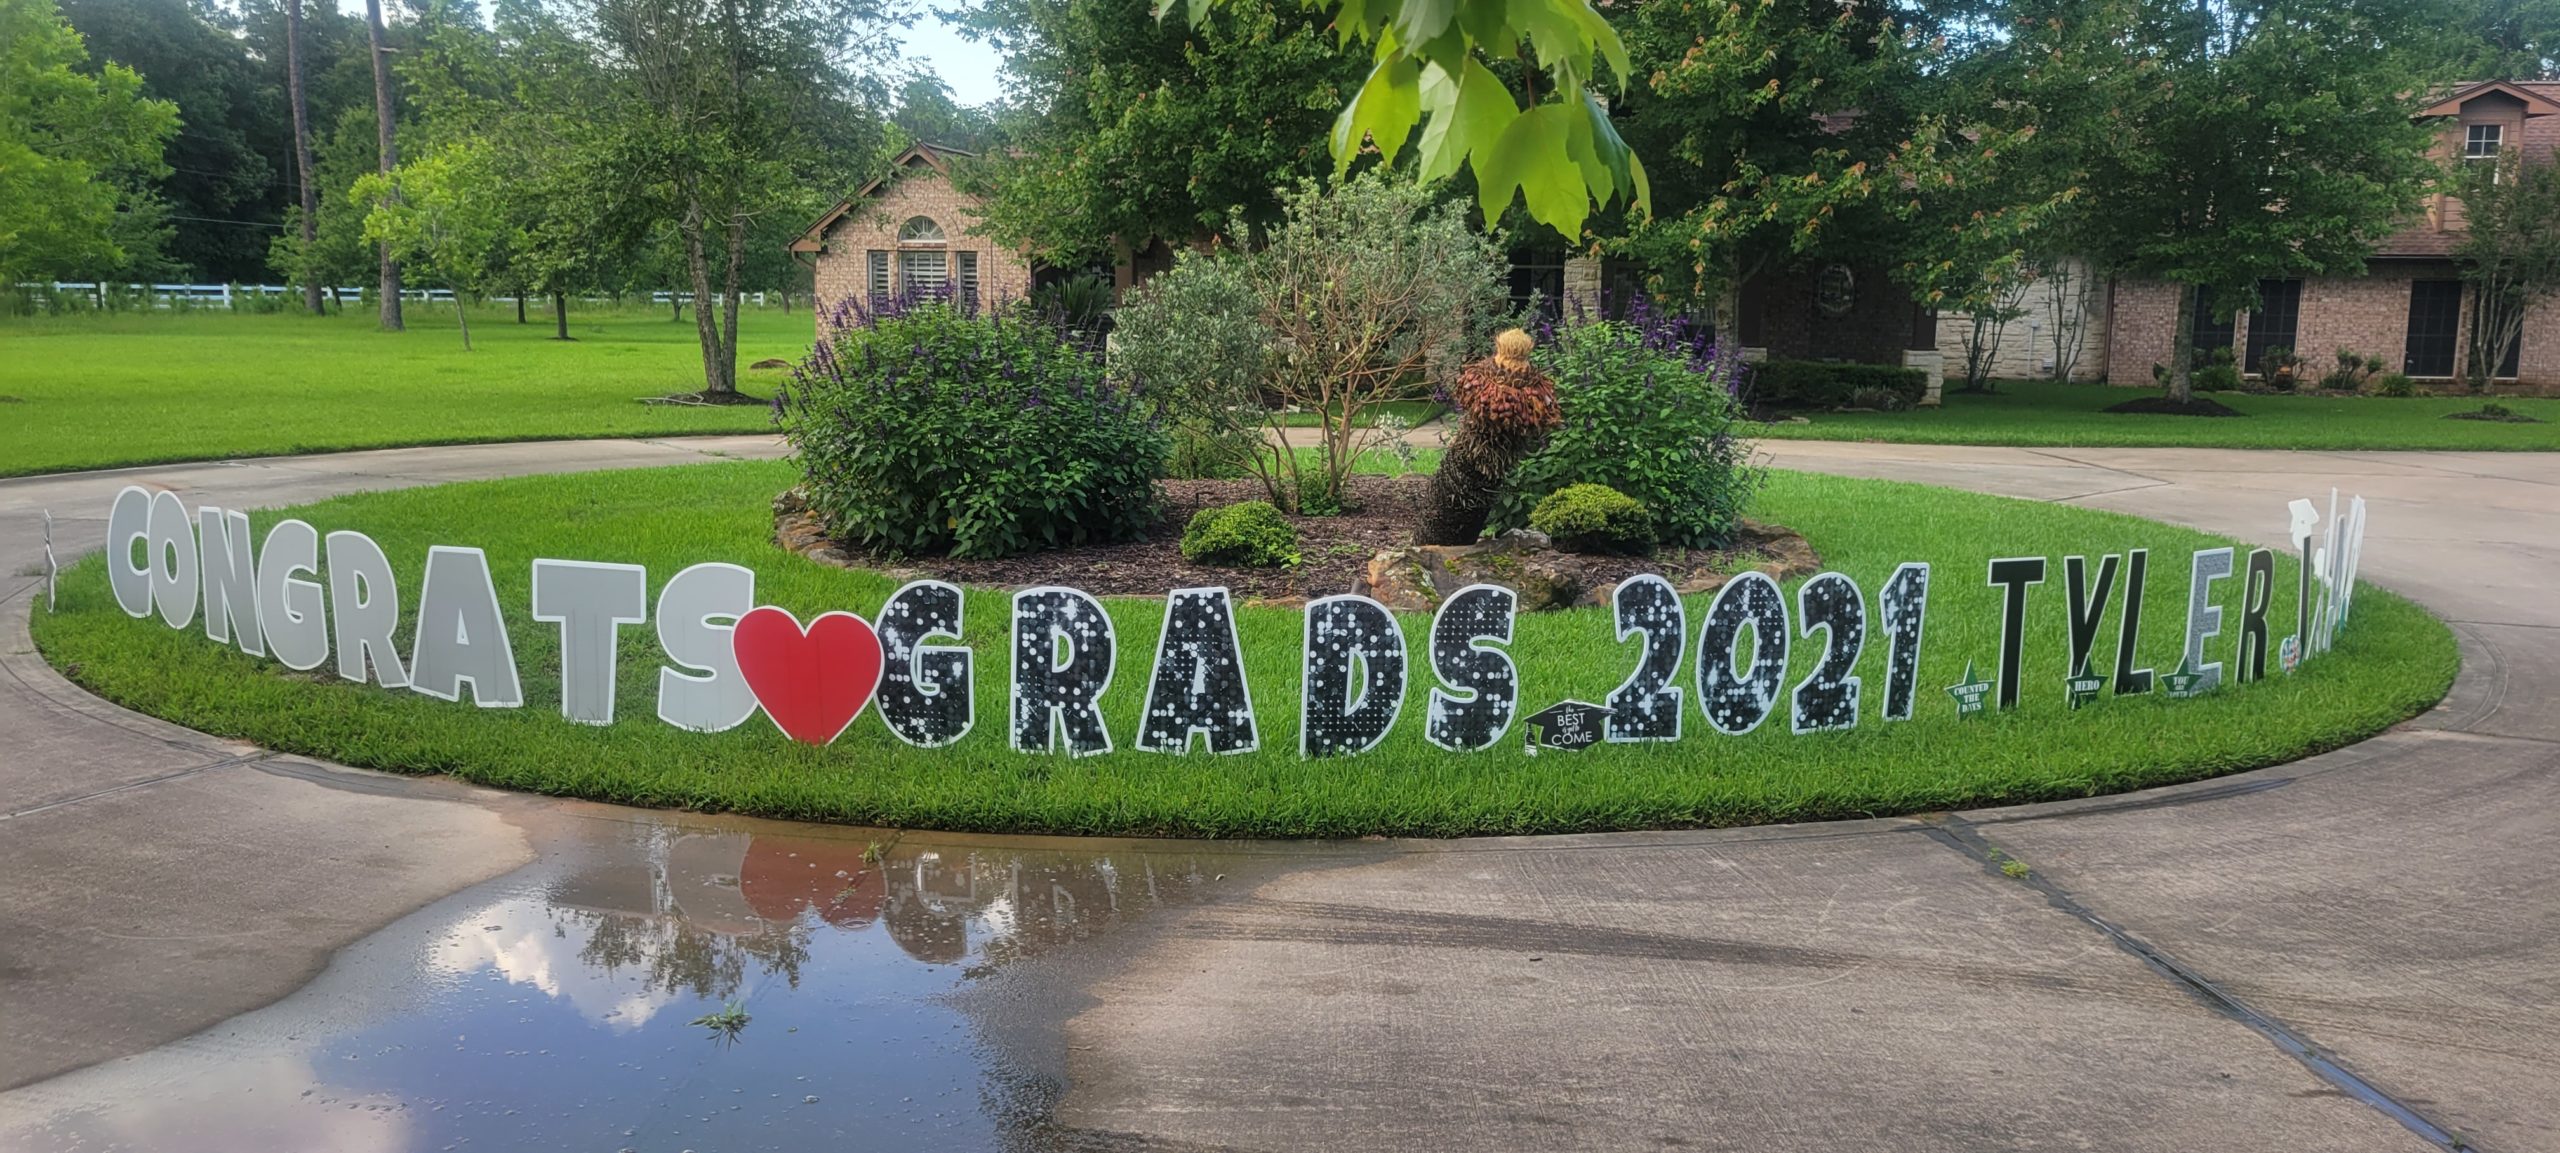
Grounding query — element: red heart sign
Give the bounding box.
[732,606,885,746]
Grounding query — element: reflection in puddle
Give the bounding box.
[0,812,1264,1152]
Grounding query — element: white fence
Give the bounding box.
[14,283,775,310]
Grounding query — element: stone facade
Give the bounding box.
[1933,258,2112,383]
[799,146,1033,336]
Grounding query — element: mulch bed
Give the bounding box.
[2102,394,2246,417]
[643,389,771,407]
[784,474,1799,602]
[912,475,1426,601]
[2444,406,2544,423]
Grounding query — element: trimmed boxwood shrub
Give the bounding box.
[1750,359,1929,410]
[779,297,1166,559]
[1180,500,1300,567]
[1530,483,1653,554]
[1495,316,1760,549]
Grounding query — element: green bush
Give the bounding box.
[1529,483,1654,554]
[2373,372,2417,397]
[1107,251,1275,481]
[1179,500,1300,567]
[2191,346,2241,392]
[779,297,1165,559]
[1495,317,1761,548]
[1749,360,1928,410]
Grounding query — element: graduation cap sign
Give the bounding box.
[1524,699,1611,753]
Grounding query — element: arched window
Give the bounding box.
[898,216,946,246]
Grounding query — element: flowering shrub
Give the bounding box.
[1494,314,1760,549]
[778,295,1166,559]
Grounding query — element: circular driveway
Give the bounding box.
[0,437,2551,1151]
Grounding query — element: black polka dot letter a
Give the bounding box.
[1136,588,1258,754]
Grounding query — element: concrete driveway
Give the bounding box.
[0,437,2550,1151]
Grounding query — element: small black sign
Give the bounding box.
[1524,699,1611,753]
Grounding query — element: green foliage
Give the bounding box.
[1179,500,1300,567]
[2319,348,2389,392]
[1106,250,1277,482]
[2063,0,2448,402]
[1751,361,1929,411]
[779,298,1167,559]
[354,140,509,346]
[550,0,899,394]
[59,0,357,282]
[1029,272,1114,335]
[2374,372,2418,398]
[1175,0,1645,240]
[1497,318,1760,548]
[959,0,1360,263]
[2191,347,2241,393]
[0,0,179,284]
[1529,483,1652,554]
[1612,0,1918,306]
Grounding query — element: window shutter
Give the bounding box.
[867,251,890,300]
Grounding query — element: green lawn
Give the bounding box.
[30,460,2455,838]
[1754,379,2560,450]
[0,307,816,477]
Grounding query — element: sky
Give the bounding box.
[900,10,1008,106]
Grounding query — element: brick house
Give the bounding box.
[2106,81,2560,391]
[791,143,1034,330]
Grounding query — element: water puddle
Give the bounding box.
[0,805,1311,1151]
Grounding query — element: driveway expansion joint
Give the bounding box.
[1920,813,2468,1151]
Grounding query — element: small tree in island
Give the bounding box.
[2454,148,2560,392]
[1110,171,1511,516]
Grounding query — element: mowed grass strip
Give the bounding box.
[30,461,2456,838]
[0,307,814,477]
[1753,379,2560,451]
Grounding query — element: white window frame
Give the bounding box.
[956,250,980,306]
[2465,123,2504,160]
[899,249,948,296]
[866,250,890,299]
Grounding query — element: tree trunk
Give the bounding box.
[364,0,403,332]
[515,292,526,324]
[719,212,746,394]
[454,288,471,350]
[2166,281,2198,404]
[553,291,570,340]
[670,296,682,322]
[285,0,323,316]
[680,204,732,395]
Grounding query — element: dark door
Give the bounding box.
[2244,279,2302,375]
[2403,280,2461,377]
[1508,247,1565,319]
